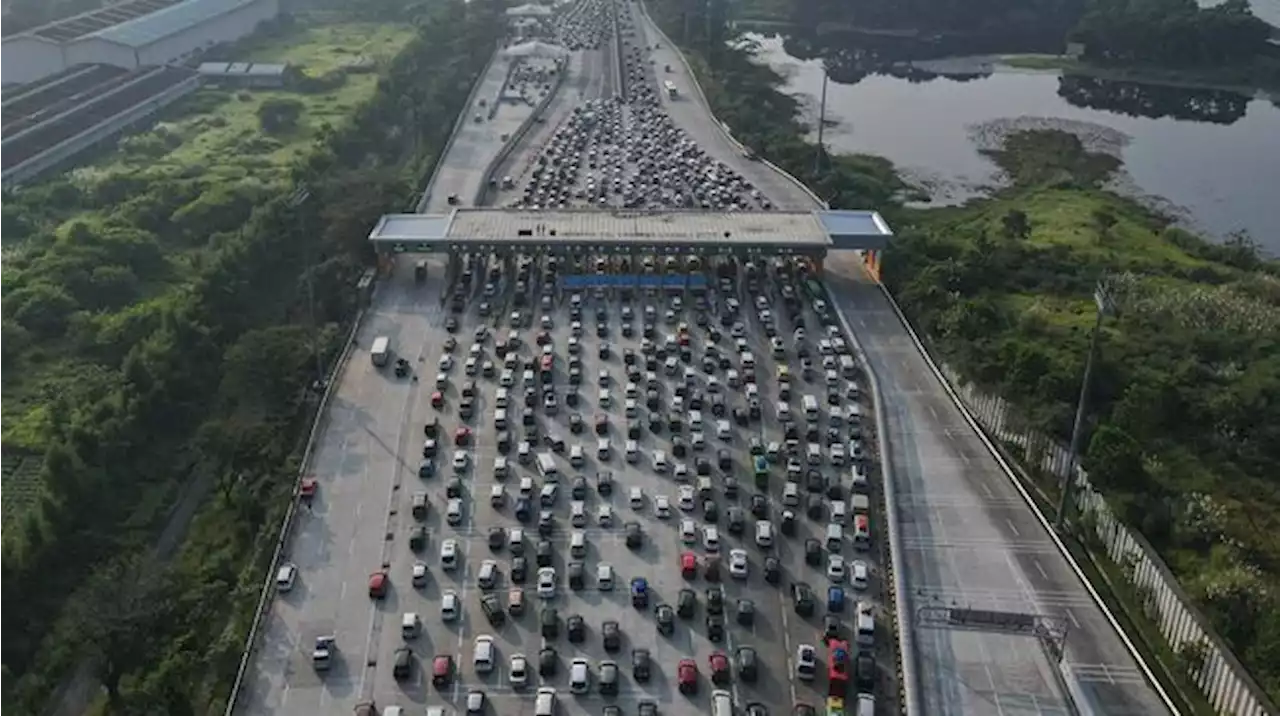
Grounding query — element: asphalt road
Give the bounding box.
[822,264,1172,716]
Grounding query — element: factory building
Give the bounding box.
[2,0,280,86]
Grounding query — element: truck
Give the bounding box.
[371,336,390,367]
[414,259,427,282]
[663,80,678,99]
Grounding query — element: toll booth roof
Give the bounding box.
[369,208,892,251]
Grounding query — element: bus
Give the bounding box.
[663,80,678,98]
[827,638,851,698]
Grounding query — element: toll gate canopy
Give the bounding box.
[367,208,892,255]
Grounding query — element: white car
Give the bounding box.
[441,590,460,621]
[447,497,463,524]
[598,504,613,526]
[673,462,689,481]
[571,500,587,527]
[474,635,495,673]
[440,538,459,569]
[678,486,696,511]
[703,526,720,552]
[275,563,297,592]
[729,549,749,579]
[796,644,817,680]
[597,563,614,591]
[655,494,671,518]
[510,654,529,688]
[828,554,847,582]
[570,658,590,694]
[680,519,698,544]
[439,354,454,371]
[538,567,557,598]
[629,486,644,509]
[412,561,428,588]
[453,450,469,470]
[851,559,870,591]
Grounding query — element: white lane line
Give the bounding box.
[1033,560,1049,580]
[981,482,995,498]
[928,403,939,420]
[1005,519,1021,537]
[340,580,347,601]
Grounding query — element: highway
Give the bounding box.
[627,2,1173,714]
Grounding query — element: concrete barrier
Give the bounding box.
[221,306,368,716]
[474,62,567,206]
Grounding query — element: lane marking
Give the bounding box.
[1033,560,1049,580]
[1005,519,1021,537]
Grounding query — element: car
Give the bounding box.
[796,644,817,680]
[466,689,485,714]
[792,582,816,616]
[706,614,725,642]
[828,554,847,581]
[509,653,529,688]
[488,526,506,550]
[851,559,871,590]
[412,561,428,588]
[706,587,725,615]
[570,658,591,694]
[681,551,698,578]
[709,651,730,685]
[602,620,621,652]
[655,603,675,634]
[736,598,755,626]
[680,519,698,544]
[540,607,559,638]
[368,570,389,599]
[631,577,649,608]
[729,549,749,579]
[600,659,620,696]
[655,494,671,517]
[441,590,460,621]
[678,485,696,511]
[632,648,652,682]
[432,653,455,687]
[677,588,697,618]
[393,646,413,680]
[538,567,556,598]
[539,647,558,677]
[677,658,698,694]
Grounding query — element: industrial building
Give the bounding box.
[2,0,281,86]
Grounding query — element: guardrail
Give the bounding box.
[222,306,368,716]
[475,58,567,206]
[416,43,501,213]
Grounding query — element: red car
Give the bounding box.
[709,651,730,685]
[368,571,388,599]
[432,654,454,687]
[455,427,472,446]
[681,551,697,578]
[677,658,698,694]
[431,391,444,408]
[298,476,317,501]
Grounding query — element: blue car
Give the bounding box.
[828,585,845,612]
[418,460,435,478]
[631,577,649,608]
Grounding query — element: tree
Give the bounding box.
[1092,208,1117,240]
[1083,423,1147,494]
[1001,209,1031,240]
[257,98,305,134]
[7,282,78,336]
[66,555,177,705]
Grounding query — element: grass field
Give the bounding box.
[73,22,414,184]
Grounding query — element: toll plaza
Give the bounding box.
[367,207,893,276]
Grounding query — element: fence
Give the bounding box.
[936,362,1276,716]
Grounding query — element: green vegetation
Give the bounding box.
[885,130,1280,701]
[0,0,504,712]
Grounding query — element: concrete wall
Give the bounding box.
[2,36,67,85]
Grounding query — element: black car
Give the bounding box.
[632,648,652,682]
[737,646,759,682]
[856,654,877,691]
[539,647,558,676]
[488,526,506,550]
[677,588,696,618]
[706,614,725,642]
[537,539,553,567]
[655,603,675,635]
[511,556,528,583]
[706,587,724,615]
[602,620,621,652]
[791,582,815,616]
[750,494,768,518]
[727,506,745,534]
[393,647,413,680]
[569,561,585,590]
[764,556,782,584]
[736,598,755,626]
[568,614,585,642]
[625,521,643,549]
[805,539,822,566]
[597,471,614,495]
[570,413,584,433]
[540,607,559,638]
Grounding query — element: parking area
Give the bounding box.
[346,250,895,715]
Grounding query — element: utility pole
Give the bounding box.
[813,65,829,175]
[1057,279,1116,530]
[289,186,324,390]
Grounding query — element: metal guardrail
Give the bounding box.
[221,307,368,716]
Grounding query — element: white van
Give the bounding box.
[653,451,668,473]
[711,689,734,716]
[851,464,869,493]
[831,500,848,524]
[569,445,585,466]
[371,336,390,367]
[401,612,420,639]
[826,522,844,552]
[802,394,819,419]
[716,419,731,440]
[494,408,508,430]
[689,410,703,431]
[783,481,800,506]
[537,452,558,479]
[755,520,774,547]
[807,442,822,465]
[535,687,557,716]
[855,603,875,647]
[840,354,857,377]
[626,439,639,462]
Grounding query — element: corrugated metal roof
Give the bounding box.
[90,0,262,48]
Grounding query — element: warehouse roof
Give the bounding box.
[13,0,181,42]
[90,0,263,48]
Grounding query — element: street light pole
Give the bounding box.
[813,65,828,175]
[1057,280,1115,530]
[289,186,324,390]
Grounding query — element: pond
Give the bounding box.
[752,34,1280,252]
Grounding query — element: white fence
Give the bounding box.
[939,363,1276,716]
